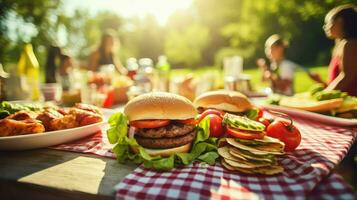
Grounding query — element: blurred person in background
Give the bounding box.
[88,29,127,74]
[58,53,74,91]
[323,4,357,96]
[45,45,62,83]
[257,34,324,96]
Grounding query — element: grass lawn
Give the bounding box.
[172,66,328,93]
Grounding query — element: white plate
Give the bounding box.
[0,109,114,151]
[258,103,357,126]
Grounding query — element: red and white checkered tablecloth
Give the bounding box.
[51,116,357,199]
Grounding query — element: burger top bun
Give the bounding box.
[194,90,252,112]
[124,92,197,121]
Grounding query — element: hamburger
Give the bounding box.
[124,92,198,157]
[194,90,254,115]
[194,90,267,141]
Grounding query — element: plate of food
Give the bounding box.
[255,85,357,126]
[0,102,107,150]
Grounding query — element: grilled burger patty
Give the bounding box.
[135,123,195,138]
[135,130,196,149]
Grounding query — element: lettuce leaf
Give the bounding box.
[0,101,42,119]
[107,112,218,171]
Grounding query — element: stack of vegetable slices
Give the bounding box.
[218,137,285,175]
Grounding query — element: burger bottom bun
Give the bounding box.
[130,143,192,157]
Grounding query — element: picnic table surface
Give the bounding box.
[0,149,136,200]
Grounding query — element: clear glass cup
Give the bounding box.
[40,83,62,102]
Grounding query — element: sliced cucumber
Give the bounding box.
[223,113,265,131]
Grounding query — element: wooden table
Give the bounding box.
[0,149,137,200]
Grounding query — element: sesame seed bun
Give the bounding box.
[124,92,197,121]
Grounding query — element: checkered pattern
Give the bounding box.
[309,173,356,200]
[114,116,357,199]
[50,129,115,158]
[49,115,357,199]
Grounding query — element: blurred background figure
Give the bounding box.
[45,45,62,84]
[257,34,324,96]
[58,53,73,91]
[88,29,127,74]
[323,4,357,96]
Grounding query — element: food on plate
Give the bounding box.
[0,101,42,119]
[0,112,45,137]
[107,92,219,171]
[0,102,103,137]
[218,136,285,175]
[279,95,343,112]
[268,84,357,118]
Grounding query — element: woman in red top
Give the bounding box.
[323,4,357,97]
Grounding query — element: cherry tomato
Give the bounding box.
[129,119,170,129]
[266,120,301,152]
[257,108,264,119]
[258,117,273,129]
[205,114,224,137]
[198,109,225,123]
[176,118,197,125]
[226,127,266,140]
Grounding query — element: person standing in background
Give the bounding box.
[323,4,357,96]
[88,29,127,75]
[257,34,324,96]
[45,45,62,83]
[58,53,73,91]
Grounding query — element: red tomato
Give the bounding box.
[206,114,224,137]
[129,119,170,128]
[257,108,264,119]
[198,109,225,122]
[258,117,273,129]
[226,127,266,140]
[266,120,301,152]
[176,118,197,125]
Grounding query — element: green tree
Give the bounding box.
[164,23,210,67]
[0,0,61,67]
[218,0,355,67]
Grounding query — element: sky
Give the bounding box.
[63,0,193,25]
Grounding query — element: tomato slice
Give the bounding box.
[226,126,265,140]
[129,119,170,128]
[198,109,225,122]
[176,118,197,125]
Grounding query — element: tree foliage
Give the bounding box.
[1,0,356,69]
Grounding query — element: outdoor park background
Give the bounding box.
[0,0,354,92]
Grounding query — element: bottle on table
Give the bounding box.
[155,55,171,92]
[17,44,41,101]
[126,58,139,80]
[138,58,154,91]
[127,58,154,100]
